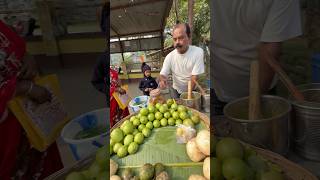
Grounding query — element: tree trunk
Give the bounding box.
[188,0,194,43]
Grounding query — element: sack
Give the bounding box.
[8,74,70,151]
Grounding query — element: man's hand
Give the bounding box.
[18,55,38,80]
[28,85,52,104]
[159,75,168,89]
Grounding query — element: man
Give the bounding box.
[91,1,109,104]
[212,0,302,115]
[159,23,205,98]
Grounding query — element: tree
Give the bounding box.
[164,0,210,46]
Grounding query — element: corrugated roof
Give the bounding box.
[0,0,102,26]
[110,0,173,53]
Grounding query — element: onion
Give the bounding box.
[186,138,206,162]
[110,159,118,176]
[196,130,210,156]
[203,157,210,179]
[188,174,207,180]
[110,175,121,180]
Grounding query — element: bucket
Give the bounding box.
[224,95,291,156]
[61,108,108,161]
[290,83,320,161]
[180,91,202,111]
[312,53,320,83]
[129,96,149,114]
[202,89,210,113]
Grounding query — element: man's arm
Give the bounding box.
[259,42,281,93]
[159,75,168,89]
[191,75,198,90]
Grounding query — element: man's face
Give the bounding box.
[173,26,190,54]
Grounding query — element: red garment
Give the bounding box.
[0,113,63,180]
[0,20,25,116]
[110,68,129,127]
[0,20,63,179]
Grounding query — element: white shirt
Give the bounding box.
[160,45,205,93]
[212,0,302,102]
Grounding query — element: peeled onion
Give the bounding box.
[203,157,210,179]
[110,175,121,180]
[186,138,206,162]
[188,174,207,180]
[196,130,210,156]
[110,159,118,176]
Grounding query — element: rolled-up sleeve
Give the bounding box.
[260,0,302,42]
[191,49,205,75]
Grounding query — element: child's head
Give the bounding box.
[141,62,151,77]
[144,70,151,77]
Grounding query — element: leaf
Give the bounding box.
[111,123,207,179]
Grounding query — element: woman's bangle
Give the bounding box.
[26,81,34,95]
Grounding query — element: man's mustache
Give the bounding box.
[175,44,183,48]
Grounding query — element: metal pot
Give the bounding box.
[201,89,210,112]
[224,95,291,156]
[290,83,320,161]
[180,91,202,111]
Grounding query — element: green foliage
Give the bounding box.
[165,0,210,46]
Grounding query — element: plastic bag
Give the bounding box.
[8,74,69,152]
[176,124,196,144]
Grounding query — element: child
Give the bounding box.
[139,63,158,96]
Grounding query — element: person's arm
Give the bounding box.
[259,42,281,93]
[258,0,302,92]
[18,54,38,80]
[91,54,106,94]
[191,48,205,90]
[191,75,198,90]
[139,80,147,92]
[159,75,168,89]
[151,78,158,89]
[15,80,52,104]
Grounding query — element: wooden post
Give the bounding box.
[35,0,60,56]
[188,0,194,43]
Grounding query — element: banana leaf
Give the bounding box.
[111,122,208,179]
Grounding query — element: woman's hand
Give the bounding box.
[117,87,126,95]
[28,85,52,104]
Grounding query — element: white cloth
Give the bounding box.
[160,45,205,93]
[212,0,302,102]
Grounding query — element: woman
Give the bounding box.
[0,20,63,179]
[110,67,129,127]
